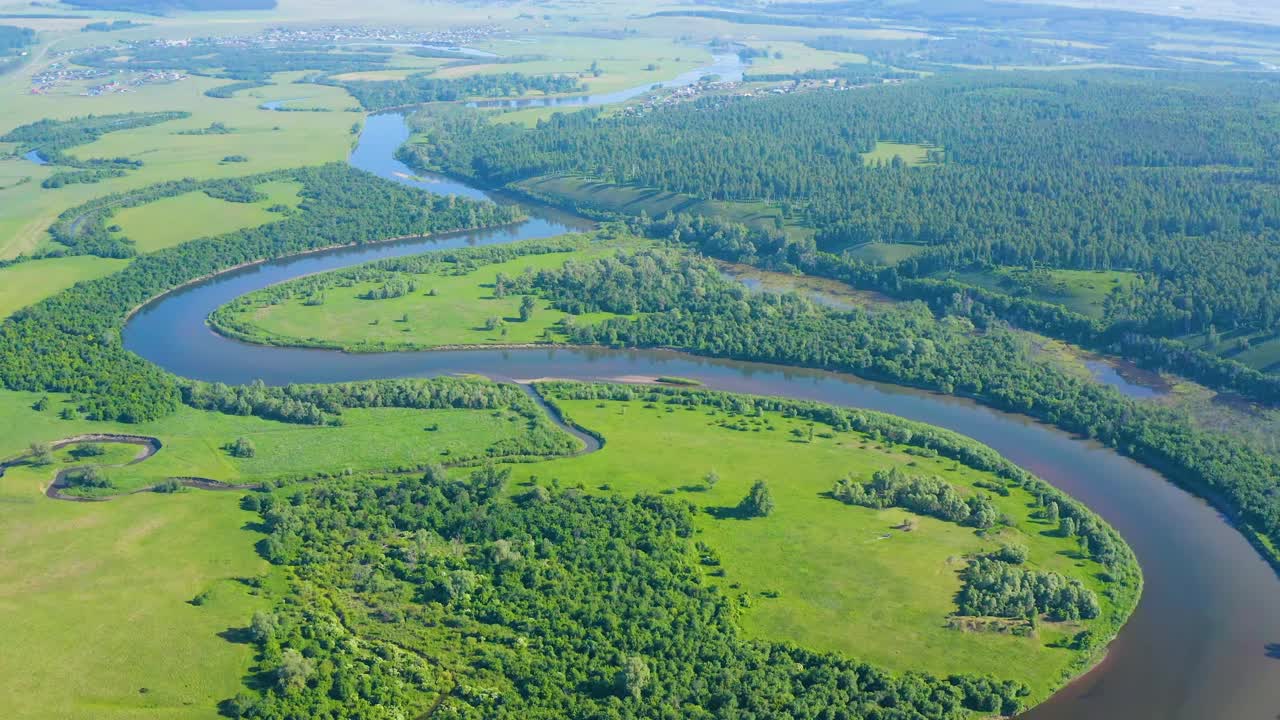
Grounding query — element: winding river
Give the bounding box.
[119,99,1280,718]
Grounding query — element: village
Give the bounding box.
[618,75,908,117]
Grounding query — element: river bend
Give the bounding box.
[120,90,1280,720]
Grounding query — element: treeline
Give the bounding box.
[74,42,382,80]
[44,172,285,258]
[539,381,1136,581]
[41,167,126,189]
[2,112,188,167]
[742,63,917,84]
[226,470,1030,718]
[204,79,267,98]
[525,249,1280,564]
[625,209,1280,405]
[336,71,581,112]
[82,19,145,32]
[0,163,522,422]
[183,377,578,460]
[0,24,35,53]
[208,237,585,346]
[410,72,1280,383]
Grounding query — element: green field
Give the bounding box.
[0,254,130,319]
[444,35,712,97]
[0,468,269,720]
[0,72,357,260]
[212,240,632,352]
[949,267,1136,318]
[862,141,942,167]
[0,379,1125,716]
[521,391,1124,701]
[514,174,811,241]
[1182,326,1280,373]
[0,388,536,497]
[741,39,869,73]
[108,180,302,253]
[843,241,929,264]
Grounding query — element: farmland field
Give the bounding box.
[108,180,302,253]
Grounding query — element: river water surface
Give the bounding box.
[120,91,1280,719]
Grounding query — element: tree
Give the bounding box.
[616,655,651,699]
[1059,516,1077,538]
[31,396,48,411]
[519,295,536,322]
[704,469,719,490]
[275,649,314,694]
[1045,500,1060,523]
[740,479,775,517]
[68,466,110,488]
[29,442,54,466]
[226,437,256,458]
[249,611,278,643]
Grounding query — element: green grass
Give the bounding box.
[1182,326,1280,373]
[740,39,869,72]
[948,267,1136,318]
[444,35,712,97]
[0,461,269,720]
[0,376,1123,714]
[861,141,942,167]
[515,174,812,241]
[842,242,929,264]
[0,72,358,260]
[107,180,302,253]
[0,254,129,318]
[515,394,1123,702]
[216,242,630,351]
[0,389,534,497]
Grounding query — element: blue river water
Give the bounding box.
[118,76,1280,720]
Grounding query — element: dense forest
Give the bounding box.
[0,164,521,422]
[336,71,581,112]
[73,43,388,80]
[403,72,1280,395]
[225,468,1031,719]
[0,24,35,54]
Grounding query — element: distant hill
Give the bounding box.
[63,0,275,13]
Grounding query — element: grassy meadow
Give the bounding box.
[214,241,632,351]
[518,393,1122,702]
[0,388,534,497]
[0,72,359,261]
[0,255,130,319]
[0,379,1124,715]
[454,35,713,97]
[861,141,942,167]
[108,180,302,253]
[0,468,270,720]
[948,267,1136,318]
[514,174,812,241]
